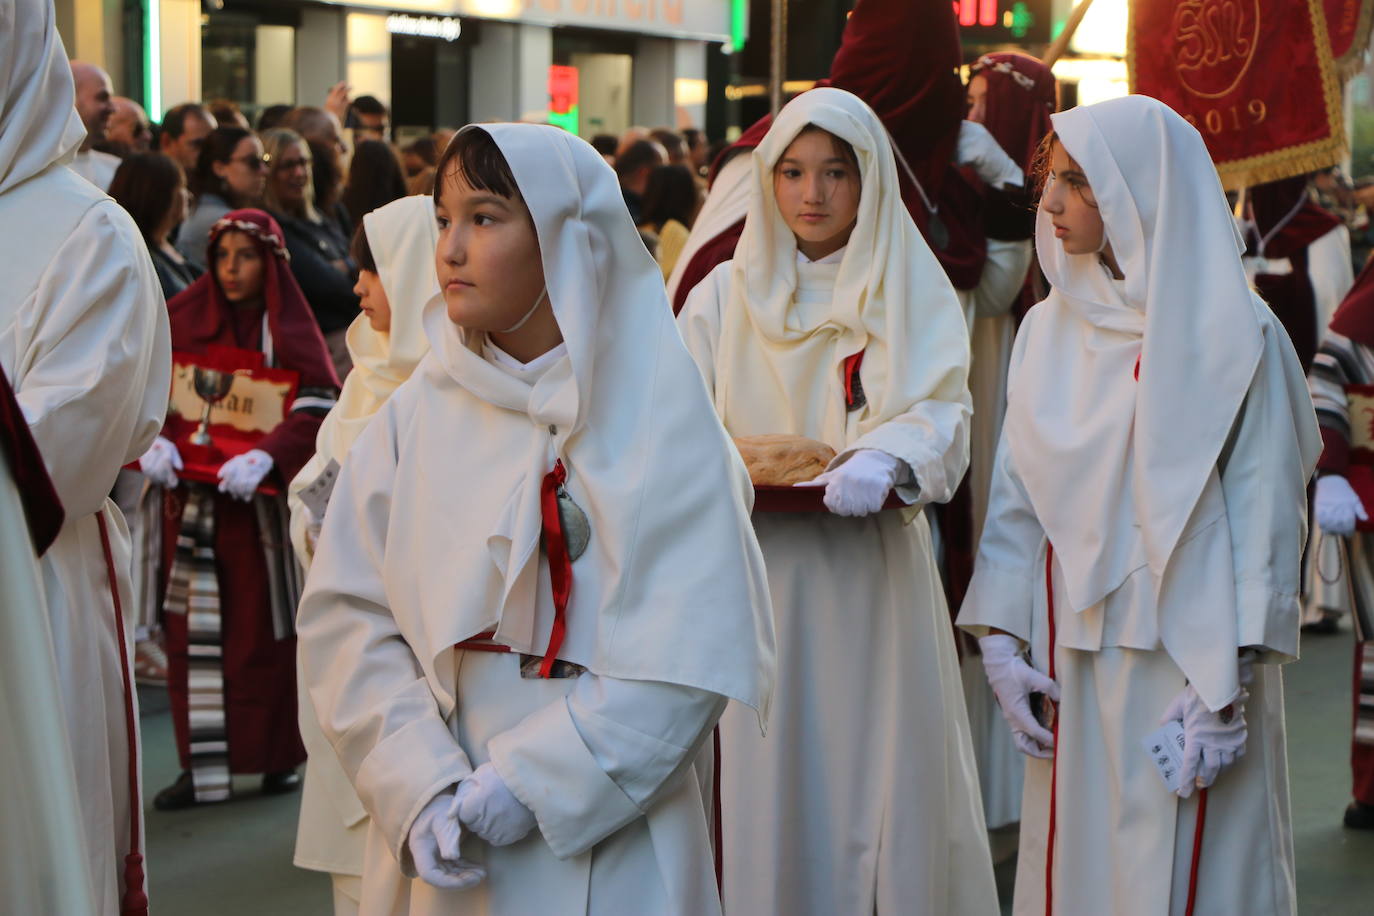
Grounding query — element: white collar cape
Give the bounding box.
[1006,95,1275,610]
[712,87,970,449]
[0,0,86,194]
[314,195,436,466]
[414,123,775,727]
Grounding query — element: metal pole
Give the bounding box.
[770,0,787,116]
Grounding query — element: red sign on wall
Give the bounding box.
[548,65,579,115]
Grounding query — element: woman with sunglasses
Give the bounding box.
[178,126,267,271]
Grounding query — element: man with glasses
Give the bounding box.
[100,97,152,158]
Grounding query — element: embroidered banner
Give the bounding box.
[1325,0,1374,74]
[1128,0,1346,190]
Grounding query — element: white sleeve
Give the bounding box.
[296,401,474,862]
[488,673,724,859]
[7,202,171,518]
[675,264,728,399]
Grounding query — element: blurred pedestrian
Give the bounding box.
[144,210,339,811]
[614,139,665,224]
[258,104,292,132]
[68,59,119,189]
[682,127,708,175]
[97,96,151,158]
[179,126,267,271]
[639,163,699,280]
[208,98,250,131]
[590,133,617,166]
[650,127,687,166]
[3,5,172,909]
[402,136,438,195]
[262,128,360,376]
[158,102,216,176]
[349,94,389,142]
[109,152,201,300]
[341,139,407,224]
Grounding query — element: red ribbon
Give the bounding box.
[538,459,573,678]
[97,514,149,916]
[843,349,866,410]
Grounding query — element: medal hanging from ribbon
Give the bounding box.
[537,459,590,678]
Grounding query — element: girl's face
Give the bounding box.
[214,135,267,202]
[214,230,265,304]
[1040,140,1106,256]
[966,73,989,124]
[269,140,311,210]
[354,269,392,333]
[773,128,861,261]
[434,167,548,332]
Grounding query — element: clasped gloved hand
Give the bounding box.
[216,449,274,502]
[979,634,1058,759]
[452,762,537,847]
[408,788,486,890]
[1160,657,1253,799]
[139,436,183,489]
[804,449,903,517]
[1315,474,1367,536]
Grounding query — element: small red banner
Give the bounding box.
[1325,0,1374,71]
[1129,0,1346,190]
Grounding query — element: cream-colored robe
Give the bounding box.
[299,350,736,915]
[959,307,1313,915]
[0,164,171,914]
[681,260,999,915]
[957,236,1035,830]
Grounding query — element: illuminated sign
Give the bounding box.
[548,65,579,134]
[386,14,463,41]
[953,0,1052,43]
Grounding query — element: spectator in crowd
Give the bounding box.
[68,60,119,189]
[683,126,709,175]
[208,98,250,130]
[616,125,652,157]
[615,138,666,224]
[401,136,437,195]
[257,103,292,132]
[97,96,151,158]
[109,152,201,300]
[590,133,618,166]
[349,94,389,141]
[159,102,217,175]
[639,163,700,280]
[341,139,407,223]
[432,126,456,156]
[651,127,687,165]
[261,128,360,376]
[283,106,353,235]
[179,126,267,271]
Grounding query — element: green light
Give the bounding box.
[1050,18,1065,41]
[729,0,748,53]
[1010,2,1034,39]
[143,0,162,116]
[549,104,579,135]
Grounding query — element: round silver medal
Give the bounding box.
[558,487,590,561]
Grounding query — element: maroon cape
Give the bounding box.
[0,364,62,553]
[162,209,338,774]
[1252,176,1342,371]
[671,0,984,313]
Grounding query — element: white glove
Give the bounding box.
[216,449,274,502]
[1315,474,1367,536]
[957,120,1025,190]
[407,789,486,890]
[139,436,183,489]
[1160,657,1252,798]
[804,449,903,517]
[452,762,537,847]
[980,634,1058,759]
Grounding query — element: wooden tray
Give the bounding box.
[752,484,904,514]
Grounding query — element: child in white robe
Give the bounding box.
[960,95,1320,916]
[677,87,998,915]
[297,124,774,915]
[289,194,438,915]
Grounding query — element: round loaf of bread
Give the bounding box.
[733,434,837,487]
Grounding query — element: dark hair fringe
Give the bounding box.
[432,128,519,200]
[350,220,377,274]
[791,123,861,175]
[108,152,185,245]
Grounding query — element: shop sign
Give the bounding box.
[323,0,731,42]
[386,13,463,41]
